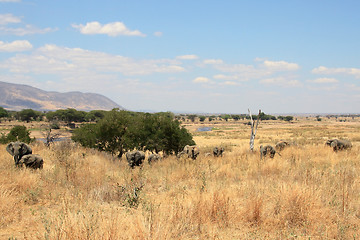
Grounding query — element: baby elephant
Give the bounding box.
[148,153,161,164]
[275,140,289,151]
[213,146,225,157]
[260,145,279,159]
[126,150,145,168]
[18,154,44,169]
[325,139,352,152]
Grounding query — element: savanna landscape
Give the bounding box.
[0,114,360,240]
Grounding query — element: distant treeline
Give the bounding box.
[0,107,295,123]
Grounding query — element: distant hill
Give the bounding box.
[0,81,124,111]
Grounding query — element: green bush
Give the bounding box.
[72,110,195,157]
[4,125,33,143]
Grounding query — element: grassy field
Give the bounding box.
[0,117,360,239]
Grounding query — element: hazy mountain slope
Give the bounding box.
[0,81,124,111]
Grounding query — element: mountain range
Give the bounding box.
[0,81,124,111]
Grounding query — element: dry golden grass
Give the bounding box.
[0,117,360,239]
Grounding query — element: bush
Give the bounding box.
[72,110,195,157]
[4,125,33,143]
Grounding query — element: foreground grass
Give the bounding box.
[0,119,360,239]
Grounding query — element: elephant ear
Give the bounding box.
[6,142,15,156]
[20,143,32,155]
[330,141,337,148]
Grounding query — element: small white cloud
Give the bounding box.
[176,55,199,60]
[213,74,239,80]
[0,13,21,25]
[203,59,223,65]
[154,31,163,37]
[260,77,302,87]
[263,60,299,71]
[308,78,339,83]
[221,81,239,86]
[312,66,360,78]
[72,21,146,37]
[0,40,32,52]
[193,77,210,83]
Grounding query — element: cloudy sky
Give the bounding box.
[1,0,360,114]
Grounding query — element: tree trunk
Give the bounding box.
[248,109,261,151]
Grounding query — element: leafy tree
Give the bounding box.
[231,115,241,121]
[16,109,42,122]
[0,107,9,118]
[199,116,206,122]
[46,108,87,123]
[278,115,294,122]
[72,110,194,157]
[6,125,33,143]
[221,114,231,121]
[85,110,107,122]
[187,114,197,122]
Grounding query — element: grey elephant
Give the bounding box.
[213,146,225,157]
[275,140,290,151]
[148,153,161,164]
[260,145,279,159]
[17,154,43,169]
[183,145,200,160]
[325,139,352,151]
[6,141,43,169]
[126,150,145,168]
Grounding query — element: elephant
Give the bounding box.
[148,153,161,164]
[260,145,280,159]
[325,139,352,152]
[17,154,43,169]
[126,150,145,168]
[183,145,200,160]
[213,146,225,157]
[275,140,289,151]
[6,141,33,165]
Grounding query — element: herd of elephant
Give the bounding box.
[260,138,352,160]
[126,145,225,168]
[4,138,352,170]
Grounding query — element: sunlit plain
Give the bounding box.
[0,116,359,239]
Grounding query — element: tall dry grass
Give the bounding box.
[0,118,359,239]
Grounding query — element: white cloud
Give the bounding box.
[203,59,223,64]
[221,81,239,86]
[312,66,360,78]
[176,54,199,60]
[0,13,21,25]
[0,40,32,52]
[213,74,239,80]
[263,60,299,71]
[72,21,146,37]
[0,0,21,2]
[154,31,163,37]
[193,77,210,83]
[1,44,185,76]
[260,77,302,87]
[0,13,55,35]
[308,78,339,83]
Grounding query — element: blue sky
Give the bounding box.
[1,0,360,114]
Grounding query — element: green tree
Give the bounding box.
[6,125,33,143]
[16,109,42,122]
[72,110,195,157]
[187,114,197,122]
[199,116,206,122]
[0,107,9,118]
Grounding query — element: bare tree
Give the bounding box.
[42,126,61,147]
[248,109,261,151]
